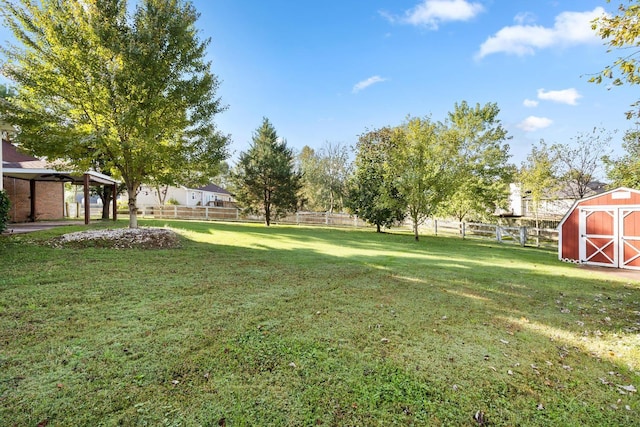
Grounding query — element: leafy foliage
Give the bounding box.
[0,189,10,233]
[550,128,612,200]
[0,0,228,228]
[298,142,351,213]
[591,1,640,118]
[604,127,640,188]
[518,141,560,226]
[345,127,406,232]
[390,116,458,241]
[231,118,302,226]
[437,102,514,222]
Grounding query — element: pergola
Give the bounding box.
[2,167,118,225]
[2,139,118,224]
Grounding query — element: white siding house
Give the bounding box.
[135,183,234,207]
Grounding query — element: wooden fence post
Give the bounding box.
[462,222,466,239]
[496,226,502,243]
[519,227,527,247]
[434,219,438,236]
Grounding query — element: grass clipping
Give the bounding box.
[49,227,181,249]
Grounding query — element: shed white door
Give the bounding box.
[620,208,640,269]
[579,206,640,270]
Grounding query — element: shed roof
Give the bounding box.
[557,187,640,229]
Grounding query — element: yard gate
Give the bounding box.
[558,187,640,270]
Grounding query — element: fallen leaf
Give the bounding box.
[508,370,514,375]
[500,339,509,344]
[288,362,297,368]
[473,410,486,425]
[537,403,544,410]
[616,384,637,393]
[380,338,389,343]
[171,380,179,385]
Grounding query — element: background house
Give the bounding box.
[135,183,235,207]
[503,181,607,220]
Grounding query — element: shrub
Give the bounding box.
[0,189,11,233]
[166,198,180,205]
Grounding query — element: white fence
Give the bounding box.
[419,219,558,248]
[133,205,558,248]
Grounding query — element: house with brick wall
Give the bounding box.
[2,139,118,224]
[2,139,64,222]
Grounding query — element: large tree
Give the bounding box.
[0,0,228,228]
[591,0,640,118]
[550,128,612,200]
[390,117,457,241]
[345,127,406,232]
[604,127,640,188]
[231,118,301,226]
[437,101,514,222]
[298,142,351,212]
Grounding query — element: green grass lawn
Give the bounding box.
[1,220,639,426]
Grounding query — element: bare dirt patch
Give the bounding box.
[49,227,181,249]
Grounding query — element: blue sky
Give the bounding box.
[194,0,637,168]
[1,0,637,169]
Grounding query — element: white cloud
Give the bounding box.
[514,12,536,25]
[383,0,484,29]
[476,7,605,59]
[518,116,553,132]
[523,99,539,108]
[352,76,387,93]
[537,88,582,105]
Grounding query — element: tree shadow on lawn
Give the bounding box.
[161,220,640,365]
[4,220,637,425]
[161,223,640,423]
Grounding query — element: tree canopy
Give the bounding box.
[345,127,406,232]
[604,127,640,188]
[297,142,351,213]
[0,0,229,227]
[591,0,640,118]
[437,101,513,222]
[231,118,302,226]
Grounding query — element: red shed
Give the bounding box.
[558,187,640,270]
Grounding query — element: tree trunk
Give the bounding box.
[100,186,112,220]
[264,201,271,226]
[413,220,419,241]
[127,182,139,229]
[376,223,381,233]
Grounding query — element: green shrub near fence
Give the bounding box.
[0,189,10,233]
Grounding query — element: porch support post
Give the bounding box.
[29,179,36,222]
[112,183,117,221]
[83,173,90,225]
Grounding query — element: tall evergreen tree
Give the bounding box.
[0,0,228,228]
[232,118,301,226]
